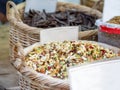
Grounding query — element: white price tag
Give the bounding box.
[103,0,120,22]
[40,26,78,44]
[25,0,57,12]
[58,0,80,4]
[69,58,120,90]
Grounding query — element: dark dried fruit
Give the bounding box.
[23,9,97,31]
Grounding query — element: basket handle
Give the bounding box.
[92,0,103,10]
[89,0,103,18]
[17,42,25,60]
[13,42,26,69]
[6,1,22,22]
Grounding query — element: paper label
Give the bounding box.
[103,0,120,22]
[25,0,57,12]
[69,59,120,90]
[40,26,78,44]
[58,0,80,4]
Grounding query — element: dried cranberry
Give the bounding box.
[101,50,107,55]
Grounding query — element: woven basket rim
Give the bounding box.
[7,1,102,34]
[14,40,120,89]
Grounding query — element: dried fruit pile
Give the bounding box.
[25,41,117,79]
[23,10,97,30]
[108,16,120,24]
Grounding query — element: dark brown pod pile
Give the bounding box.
[23,9,97,31]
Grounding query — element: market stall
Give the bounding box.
[5,0,120,89]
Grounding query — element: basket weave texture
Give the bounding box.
[15,41,120,90]
[81,0,104,12]
[7,1,102,90]
[7,1,102,63]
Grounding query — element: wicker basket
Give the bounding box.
[14,41,120,90]
[7,1,102,63]
[81,0,104,12]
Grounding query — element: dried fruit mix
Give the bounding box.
[25,41,117,79]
